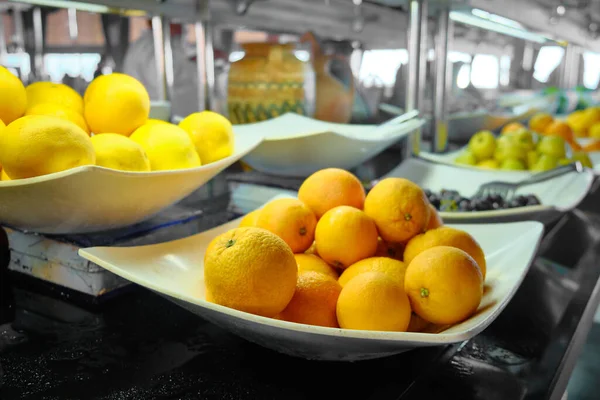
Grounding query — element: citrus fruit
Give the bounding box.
[146,119,169,125]
[0,66,27,124]
[0,115,95,179]
[204,227,297,317]
[25,81,83,115]
[239,209,261,228]
[426,204,443,230]
[315,206,378,269]
[403,226,486,278]
[364,178,430,243]
[298,168,365,219]
[1,170,10,181]
[338,257,407,287]
[90,133,151,172]
[404,246,483,325]
[589,122,600,139]
[305,241,319,256]
[337,272,411,331]
[84,73,150,135]
[295,254,338,279]
[25,103,89,134]
[178,111,234,164]
[528,113,553,133]
[129,123,201,171]
[407,313,430,332]
[0,119,4,129]
[255,198,317,253]
[583,140,600,152]
[501,122,525,134]
[278,271,342,327]
[544,121,574,144]
[468,130,496,161]
[374,237,404,261]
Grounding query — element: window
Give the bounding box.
[43,53,101,82]
[499,55,511,86]
[533,46,564,83]
[470,54,499,89]
[582,51,600,90]
[358,49,408,87]
[457,64,471,89]
[0,53,31,80]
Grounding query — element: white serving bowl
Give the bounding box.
[235,113,425,178]
[386,158,593,224]
[79,199,544,361]
[0,133,263,234]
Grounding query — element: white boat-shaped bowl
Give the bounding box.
[0,134,263,234]
[79,205,544,361]
[386,158,593,224]
[235,113,425,178]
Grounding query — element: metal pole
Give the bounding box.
[405,0,425,158]
[151,16,167,101]
[32,7,44,79]
[162,16,175,103]
[433,7,451,154]
[417,0,428,113]
[194,0,215,111]
[0,14,7,64]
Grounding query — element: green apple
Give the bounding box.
[468,130,496,161]
[477,159,500,169]
[455,151,477,166]
[571,151,593,168]
[506,128,536,151]
[494,135,527,162]
[531,154,559,171]
[501,158,526,170]
[537,136,566,159]
[526,151,539,169]
[558,158,574,166]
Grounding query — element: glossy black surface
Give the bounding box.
[1,166,599,400]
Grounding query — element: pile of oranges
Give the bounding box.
[204,168,487,332]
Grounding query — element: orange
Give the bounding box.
[407,313,430,332]
[204,227,297,317]
[364,178,430,243]
[404,246,483,325]
[583,140,600,152]
[501,122,525,134]
[528,113,553,133]
[298,168,366,219]
[295,253,339,279]
[256,198,317,253]
[336,272,411,331]
[239,209,261,228]
[305,241,319,256]
[403,226,486,278]
[374,237,404,261]
[544,121,574,142]
[338,257,406,287]
[426,204,443,230]
[278,271,342,327]
[315,206,378,269]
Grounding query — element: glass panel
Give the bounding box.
[471,54,499,89]
[533,46,565,83]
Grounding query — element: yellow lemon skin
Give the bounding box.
[178,111,234,164]
[0,119,5,129]
[84,73,150,135]
[91,133,151,172]
[25,81,84,115]
[1,170,10,181]
[26,103,90,135]
[0,115,95,179]
[129,123,201,171]
[0,66,27,124]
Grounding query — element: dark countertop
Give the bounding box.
[1,166,600,400]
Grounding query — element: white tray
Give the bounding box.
[386,158,593,224]
[235,113,425,178]
[0,133,262,234]
[79,202,544,361]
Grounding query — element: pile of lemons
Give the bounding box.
[0,66,234,181]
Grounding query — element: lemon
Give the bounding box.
[1,170,10,181]
[91,133,151,172]
[0,115,95,179]
[25,81,84,115]
[129,123,201,171]
[26,103,90,134]
[0,119,5,129]
[178,111,234,164]
[84,73,150,135]
[146,119,169,125]
[0,66,27,124]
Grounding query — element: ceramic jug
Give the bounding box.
[227,42,315,124]
[301,32,355,124]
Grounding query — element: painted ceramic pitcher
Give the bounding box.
[227,43,315,124]
[301,32,355,124]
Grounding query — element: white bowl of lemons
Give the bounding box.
[0,69,262,234]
